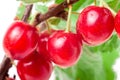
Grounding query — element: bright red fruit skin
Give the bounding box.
[17,51,53,80]
[3,21,39,60]
[37,30,52,61]
[115,10,120,38]
[77,6,114,46]
[48,30,82,68]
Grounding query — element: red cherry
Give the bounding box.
[37,30,54,61]
[3,21,39,60]
[48,30,82,68]
[77,6,114,46]
[115,10,120,38]
[17,51,53,80]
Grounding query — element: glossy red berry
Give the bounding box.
[77,6,114,46]
[3,21,39,60]
[37,30,53,61]
[115,10,120,38]
[48,30,82,68]
[17,51,53,80]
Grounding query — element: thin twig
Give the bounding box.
[22,4,33,22]
[0,56,11,80]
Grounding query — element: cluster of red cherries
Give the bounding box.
[3,5,120,80]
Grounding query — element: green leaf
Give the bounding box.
[72,0,93,11]
[15,3,26,20]
[87,34,120,53]
[86,34,120,80]
[35,4,48,14]
[55,49,106,80]
[48,17,60,26]
[55,0,64,4]
[50,14,78,32]
[50,19,66,30]
[108,0,120,12]
[55,0,93,11]
[101,50,118,80]
[17,0,50,3]
[55,47,118,80]
[54,34,120,80]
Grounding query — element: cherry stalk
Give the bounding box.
[22,4,33,22]
[0,56,12,80]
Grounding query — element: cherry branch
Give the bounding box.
[33,0,79,26]
[0,4,33,80]
[0,0,79,79]
[22,4,33,22]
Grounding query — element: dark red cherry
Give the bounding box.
[17,51,53,80]
[77,6,114,46]
[48,30,82,68]
[115,10,120,38]
[3,21,39,60]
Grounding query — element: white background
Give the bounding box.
[0,1,19,61]
[0,0,120,80]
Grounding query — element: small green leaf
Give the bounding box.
[55,0,64,4]
[15,3,26,20]
[50,14,78,32]
[48,17,60,26]
[87,34,120,53]
[17,0,50,3]
[108,0,120,12]
[35,4,48,14]
[55,48,119,80]
[55,49,106,80]
[72,0,93,11]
